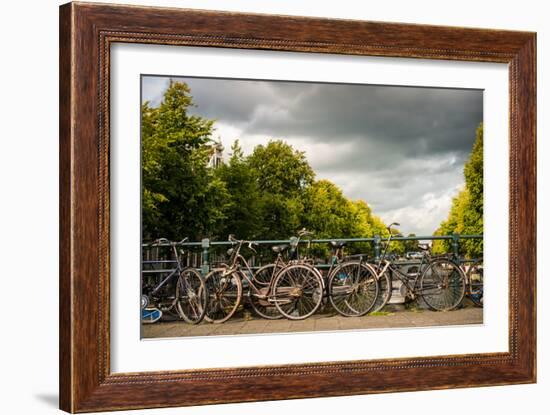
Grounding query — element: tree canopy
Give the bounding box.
[432,124,483,258]
[141,80,230,240]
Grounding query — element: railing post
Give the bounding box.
[201,238,210,275]
[451,233,460,257]
[374,235,381,261]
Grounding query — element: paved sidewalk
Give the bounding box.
[142,304,483,339]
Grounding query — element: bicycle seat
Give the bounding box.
[271,244,289,254]
[418,243,430,251]
[329,241,347,248]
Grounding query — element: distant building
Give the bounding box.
[207,137,224,168]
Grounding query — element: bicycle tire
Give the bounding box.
[248,264,284,319]
[419,258,466,311]
[204,268,242,324]
[372,268,392,313]
[175,268,208,325]
[328,261,379,317]
[468,261,484,307]
[252,263,282,287]
[248,286,283,320]
[272,264,323,320]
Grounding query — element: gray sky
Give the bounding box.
[142,75,483,236]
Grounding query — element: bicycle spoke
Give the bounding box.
[175,269,207,324]
[421,260,465,311]
[204,269,241,323]
[273,264,322,320]
[329,263,378,317]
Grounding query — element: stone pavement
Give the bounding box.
[142,303,483,339]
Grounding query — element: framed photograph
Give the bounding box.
[59,2,536,412]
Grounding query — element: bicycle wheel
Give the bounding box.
[249,264,284,319]
[328,261,379,317]
[175,268,208,324]
[248,285,283,320]
[468,262,484,307]
[372,269,392,313]
[252,263,282,286]
[204,269,242,324]
[419,258,466,311]
[272,264,323,320]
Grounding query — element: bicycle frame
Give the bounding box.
[326,245,368,274]
[289,229,315,263]
[371,227,431,297]
[231,230,318,294]
[383,257,429,297]
[150,266,180,297]
[222,239,274,297]
[148,242,183,297]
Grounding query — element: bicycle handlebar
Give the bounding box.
[247,241,257,253]
[297,228,314,237]
[149,237,189,246]
[228,234,257,252]
[149,237,169,246]
[386,222,400,233]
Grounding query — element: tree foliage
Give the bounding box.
[302,180,355,238]
[141,80,230,240]
[432,124,483,258]
[247,140,314,196]
[213,140,263,238]
[246,140,314,239]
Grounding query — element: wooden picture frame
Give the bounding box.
[59,2,536,412]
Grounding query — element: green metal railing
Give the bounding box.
[142,234,483,275]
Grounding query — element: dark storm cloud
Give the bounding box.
[141,75,482,235]
[250,84,481,154]
[153,77,481,152]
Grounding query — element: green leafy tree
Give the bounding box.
[215,140,263,238]
[433,124,483,257]
[141,80,230,240]
[247,140,314,195]
[347,200,390,256]
[246,140,315,239]
[348,200,383,236]
[302,180,356,238]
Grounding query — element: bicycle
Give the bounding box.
[270,229,325,320]
[204,235,283,323]
[251,230,318,287]
[444,250,484,308]
[250,242,294,320]
[459,258,483,307]
[141,238,208,324]
[251,229,327,320]
[369,223,467,311]
[325,241,379,317]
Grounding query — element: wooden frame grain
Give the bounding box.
[59,2,536,412]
